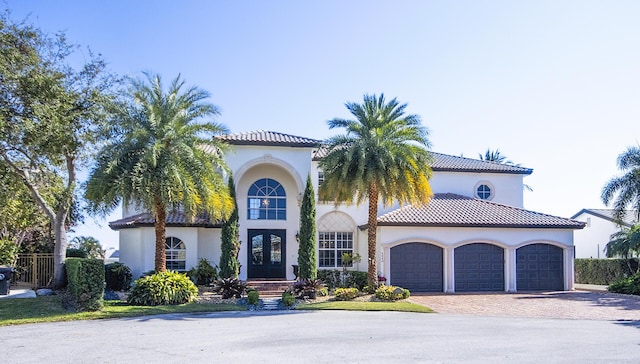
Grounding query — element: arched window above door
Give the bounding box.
[247,178,286,220]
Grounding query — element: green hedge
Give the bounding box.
[317,269,368,290]
[66,258,105,311]
[575,258,639,285]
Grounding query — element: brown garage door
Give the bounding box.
[390,243,443,292]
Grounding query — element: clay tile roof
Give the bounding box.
[313,148,532,175]
[109,211,222,230]
[376,193,585,229]
[571,209,638,227]
[217,130,322,147]
[429,152,532,174]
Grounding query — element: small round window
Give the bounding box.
[476,184,492,200]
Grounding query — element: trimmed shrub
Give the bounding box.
[247,289,259,305]
[345,271,368,290]
[105,262,133,291]
[66,248,88,258]
[575,258,639,285]
[334,287,359,301]
[66,258,105,311]
[212,278,247,299]
[317,269,368,290]
[375,285,410,301]
[127,271,198,306]
[187,258,218,286]
[608,272,640,295]
[0,239,19,266]
[281,291,295,307]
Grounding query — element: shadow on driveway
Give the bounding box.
[409,290,640,320]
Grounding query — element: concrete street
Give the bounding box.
[1,310,639,363]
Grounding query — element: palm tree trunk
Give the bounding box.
[367,186,379,291]
[154,199,167,272]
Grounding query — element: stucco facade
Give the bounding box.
[111,130,584,292]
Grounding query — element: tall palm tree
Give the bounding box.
[319,94,433,289]
[85,73,233,272]
[602,146,640,223]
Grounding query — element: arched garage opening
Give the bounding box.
[390,243,443,292]
[516,243,564,291]
[454,243,504,292]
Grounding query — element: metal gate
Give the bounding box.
[14,254,55,288]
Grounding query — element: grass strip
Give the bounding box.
[0,296,245,326]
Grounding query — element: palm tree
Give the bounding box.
[319,94,433,289]
[606,224,640,259]
[602,146,640,223]
[85,73,233,272]
[479,149,511,164]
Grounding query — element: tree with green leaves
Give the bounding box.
[0,162,53,265]
[0,12,116,288]
[219,175,240,278]
[70,236,105,259]
[85,73,233,272]
[602,146,640,223]
[297,174,317,280]
[319,94,433,290]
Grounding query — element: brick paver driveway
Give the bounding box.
[409,290,640,320]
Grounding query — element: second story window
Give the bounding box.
[247,178,286,220]
[476,184,492,200]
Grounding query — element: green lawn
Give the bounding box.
[0,295,434,326]
[0,296,245,326]
[296,300,434,313]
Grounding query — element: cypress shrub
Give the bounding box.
[297,174,317,280]
[575,258,639,285]
[219,176,240,278]
[66,258,105,311]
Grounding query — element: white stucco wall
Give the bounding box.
[572,212,621,258]
[378,226,575,292]
[429,172,525,207]
[234,156,305,280]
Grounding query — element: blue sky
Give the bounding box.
[7,1,640,249]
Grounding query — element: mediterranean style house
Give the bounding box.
[110,130,585,292]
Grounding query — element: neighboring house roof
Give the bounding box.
[109,211,222,230]
[217,130,322,147]
[374,193,585,229]
[313,147,532,175]
[570,208,637,227]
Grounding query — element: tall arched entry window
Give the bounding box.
[247,178,286,220]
